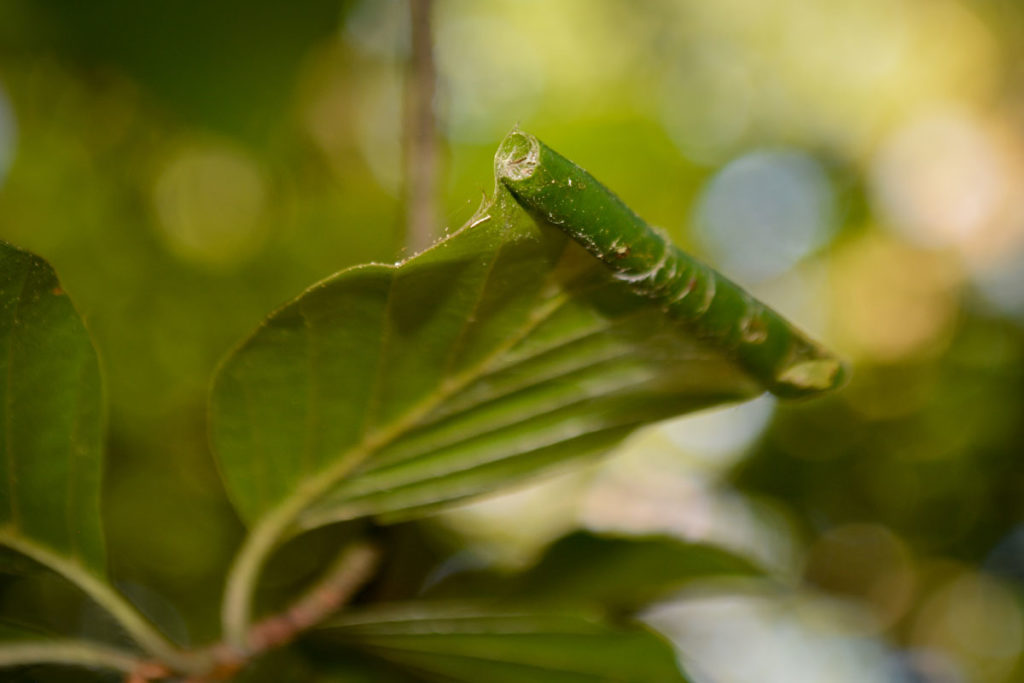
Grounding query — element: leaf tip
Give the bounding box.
[773,356,848,398]
[495,129,540,182]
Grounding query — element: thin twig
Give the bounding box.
[0,531,201,674]
[0,639,142,675]
[204,542,380,681]
[404,0,439,252]
[245,542,380,653]
[220,446,370,650]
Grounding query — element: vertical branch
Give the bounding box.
[404,0,439,253]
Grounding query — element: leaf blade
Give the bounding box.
[0,241,105,575]
[425,531,762,611]
[496,131,846,398]
[315,603,690,683]
[210,131,843,530]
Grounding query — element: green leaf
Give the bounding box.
[511,532,760,607]
[314,603,690,683]
[237,648,417,683]
[0,241,105,574]
[210,130,844,529]
[0,255,166,671]
[0,618,49,641]
[426,531,761,610]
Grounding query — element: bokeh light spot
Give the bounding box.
[660,42,753,164]
[353,70,403,195]
[973,246,1024,322]
[831,234,961,361]
[435,5,545,142]
[646,591,905,683]
[695,150,835,283]
[803,524,916,630]
[343,0,410,58]
[152,141,270,268]
[871,110,1009,251]
[912,571,1024,682]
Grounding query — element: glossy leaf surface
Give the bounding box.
[316,603,689,682]
[210,131,844,529]
[0,241,105,574]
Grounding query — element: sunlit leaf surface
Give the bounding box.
[0,241,104,574]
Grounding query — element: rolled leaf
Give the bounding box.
[496,131,844,398]
[209,131,844,530]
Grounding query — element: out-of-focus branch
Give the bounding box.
[168,543,379,682]
[404,0,439,253]
[0,640,142,676]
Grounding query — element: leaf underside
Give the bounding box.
[0,241,105,574]
[316,604,690,683]
[210,131,843,529]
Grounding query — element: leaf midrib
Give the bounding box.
[360,352,650,472]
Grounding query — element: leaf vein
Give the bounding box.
[337,401,651,500]
[437,239,505,382]
[361,364,653,475]
[373,351,645,467]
